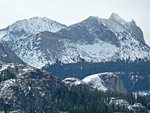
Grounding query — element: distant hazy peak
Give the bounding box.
[109,13,123,20]
[82,16,100,23]
[128,19,136,26]
[13,16,63,24]
[7,16,66,33]
[22,16,64,25]
[109,13,127,25]
[87,16,99,19]
[0,16,67,42]
[131,19,136,24]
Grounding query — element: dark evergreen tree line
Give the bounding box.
[51,85,150,113]
[43,59,150,91]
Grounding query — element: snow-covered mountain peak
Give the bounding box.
[0,14,148,70]
[86,16,99,21]
[78,14,128,35]
[7,16,66,33]
[130,19,136,24]
[109,13,127,25]
[109,13,122,20]
[127,19,137,27]
[1,17,66,41]
[67,16,100,30]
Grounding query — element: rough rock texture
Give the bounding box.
[63,72,127,93]
[97,72,127,93]
[63,77,84,86]
[0,13,150,93]
[109,13,145,43]
[0,17,66,42]
[109,98,148,113]
[0,62,63,113]
[128,103,148,113]
[0,43,24,64]
[0,13,149,69]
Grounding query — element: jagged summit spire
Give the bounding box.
[109,13,126,25]
[130,19,136,25]
[86,16,99,21]
[109,13,121,19]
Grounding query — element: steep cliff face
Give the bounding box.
[109,13,145,43]
[0,14,149,93]
[63,72,127,93]
[0,62,63,113]
[97,73,127,93]
[0,13,149,69]
[0,43,24,64]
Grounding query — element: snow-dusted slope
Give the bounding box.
[82,73,108,91]
[1,13,150,69]
[0,17,66,41]
[0,62,63,112]
[63,77,84,86]
[10,31,82,68]
[8,17,66,33]
[109,98,148,113]
[77,39,119,62]
[12,32,120,68]
[119,35,150,60]
[63,72,127,93]
[82,72,127,93]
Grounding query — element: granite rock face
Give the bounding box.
[0,13,149,69]
[0,43,24,64]
[0,62,63,113]
[63,72,127,94]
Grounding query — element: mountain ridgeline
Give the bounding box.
[0,13,149,68]
[0,13,150,113]
[63,72,127,94]
[0,13,150,93]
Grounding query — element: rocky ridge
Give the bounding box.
[0,13,150,68]
[0,62,63,113]
[63,72,127,93]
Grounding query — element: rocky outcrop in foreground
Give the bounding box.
[63,72,127,93]
[0,62,62,113]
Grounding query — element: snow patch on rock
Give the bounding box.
[63,78,84,86]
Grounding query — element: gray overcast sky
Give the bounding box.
[0,0,150,45]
